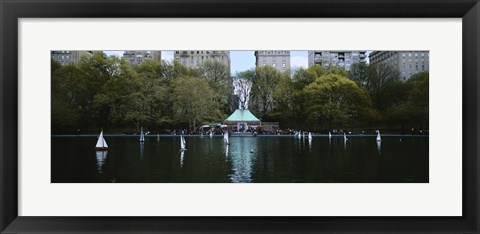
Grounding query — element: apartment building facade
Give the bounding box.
[254,51,290,73]
[51,51,94,65]
[122,51,161,65]
[369,51,429,80]
[308,51,367,71]
[173,51,230,71]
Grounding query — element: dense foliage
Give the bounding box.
[52,52,429,133]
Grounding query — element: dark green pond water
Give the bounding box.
[51,135,429,183]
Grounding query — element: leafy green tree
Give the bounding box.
[348,63,369,87]
[382,72,429,131]
[51,60,81,131]
[75,52,125,129]
[132,60,175,129]
[304,74,373,130]
[171,76,222,131]
[198,60,232,112]
[365,63,401,111]
[406,72,429,129]
[275,65,347,128]
[173,60,198,78]
[250,66,285,118]
[198,60,230,89]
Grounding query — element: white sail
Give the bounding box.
[376,131,382,141]
[329,131,332,139]
[308,132,312,141]
[95,131,108,149]
[210,131,213,138]
[139,127,145,142]
[180,135,186,151]
[224,131,229,144]
[344,132,348,141]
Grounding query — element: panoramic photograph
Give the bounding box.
[51,50,429,183]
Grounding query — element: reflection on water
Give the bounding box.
[139,142,144,158]
[95,150,108,173]
[180,150,184,168]
[308,138,312,152]
[52,135,429,183]
[228,138,257,183]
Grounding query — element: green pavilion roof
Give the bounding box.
[224,109,260,122]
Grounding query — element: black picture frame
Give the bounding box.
[1,0,479,233]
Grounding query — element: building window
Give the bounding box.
[273,63,276,68]
[263,63,266,66]
[282,63,286,68]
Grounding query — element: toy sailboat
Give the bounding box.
[139,127,145,142]
[180,135,187,151]
[95,131,108,150]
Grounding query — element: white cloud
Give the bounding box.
[290,56,308,69]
